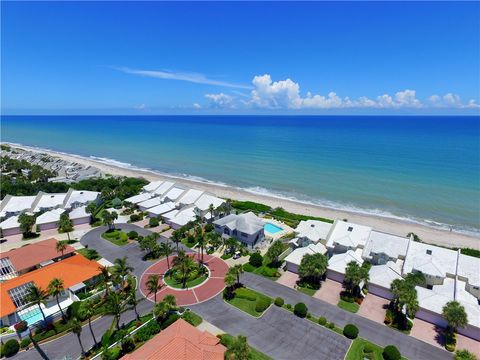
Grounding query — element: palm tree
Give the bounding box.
[146,274,161,303]
[153,295,177,321]
[58,213,73,241]
[127,287,141,321]
[196,231,207,266]
[159,242,173,270]
[56,240,68,257]
[70,317,86,358]
[25,284,48,326]
[208,203,215,221]
[85,202,97,222]
[172,251,196,289]
[171,230,182,252]
[442,301,468,335]
[230,335,250,360]
[79,300,98,348]
[229,264,244,286]
[101,210,117,231]
[390,278,419,324]
[47,278,66,322]
[343,261,370,297]
[112,257,133,289]
[18,213,36,236]
[105,292,125,330]
[98,266,112,297]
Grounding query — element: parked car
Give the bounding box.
[233,251,241,259]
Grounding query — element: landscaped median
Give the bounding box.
[101,229,129,246]
[225,287,273,317]
[218,333,272,360]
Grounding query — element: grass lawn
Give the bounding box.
[346,338,408,360]
[227,288,272,317]
[101,229,129,246]
[163,267,208,289]
[243,263,280,280]
[338,299,360,313]
[297,285,317,296]
[219,334,272,360]
[181,311,203,327]
[76,248,101,260]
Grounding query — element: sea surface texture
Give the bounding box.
[1,115,479,234]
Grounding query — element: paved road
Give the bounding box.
[191,295,351,360]
[242,272,453,360]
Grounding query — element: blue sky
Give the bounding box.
[2,1,479,115]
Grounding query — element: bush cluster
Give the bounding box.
[318,316,327,326]
[130,214,143,222]
[363,343,374,354]
[382,345,401,360]
[127,231,138,239]
[343,324,359,339]
[294,302,308,318]
[134,320,161,342]
[274,297,284,307]
[1,339,20,357]
[249,252,263,267]
[255,297,271,313]
[20,338,31,349]
[149,218,159,227]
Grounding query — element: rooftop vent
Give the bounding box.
[426,249,432,255]
[310,224,315,228]
[347,226,353,232]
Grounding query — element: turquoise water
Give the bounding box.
[1,115,479,234]
[264,223,284,234]
[19,307,44,326]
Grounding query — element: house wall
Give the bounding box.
[415,308,449,328]
[72,216,90,226]
[326,269,345,283]
[286,261,299,274]
[38,222,59,231]
[1,227,21,236]
[368,284,394,300]
[458,324,480,341]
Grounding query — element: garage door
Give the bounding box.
[458,324,480,341]
[286,262,299,274]
[415,309,448,328]
[368,284,393,300]
[327,270,344,283]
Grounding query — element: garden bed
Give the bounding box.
[163,266,208,289]
[338,299,360,313]
[101,229,129,246]
[219,333,272,360]
[226,287,272,317]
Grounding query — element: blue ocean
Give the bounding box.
[1,115,479,234]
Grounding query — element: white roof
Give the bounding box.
[363,231,410,260]
[68,206,89,220]
[369,261,403,289]
[177,189,204,205]
[328,248,364,274]
[295,220,332,243]
[457,253,480,287]
[35,208,65,225]
[455,280,480,328]
[416,278,454,316]
[0,196,37,213]
[142,181,164,193]
[403,241,458,278]
[169,207,197,227]
[64,190,99,208]
[124,193,152,204]
[326,220,372,249]
[162,187,187,201]
[214,212,264,235]
[0,215,20,230]
[148,202,176,216]
[33,193,67,212]
[137,197,163,209]
[194,193,224,211]
[284,243,327,266]
[153,181,175,196]
[163,209,180,220]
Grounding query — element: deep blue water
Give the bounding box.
[1,115,479,234]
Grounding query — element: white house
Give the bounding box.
[213,212,264,248]
[147,202,177,218]
[0,195,37,218]
[194,193,225,220]
[362,230,410,265]
[0,215,21,236]
[63,189,100,209]
[326,220,372,254]
[152,181,175,196]
[177,189,204,207]
[285,243,327,274]
[137,197,163,211]
[327,248,364,282]
[142,180,164,193]
[124,193,152,205]
[167,206,197,229]
[68,206,90,225]
[35,208,65,231]
[368,261,403,299]
[31,192,67,213]
[293,220,333,247]
[457,253,480,299]
[161,186,188,203]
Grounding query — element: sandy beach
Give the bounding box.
[7,143,480,250]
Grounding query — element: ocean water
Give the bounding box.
[1,115,479,234]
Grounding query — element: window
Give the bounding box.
[427,285,433,290]
[9,282,34,308]
[0,258,16,277]
[426,249,432,255]
[347,227,353,232]
[241,232,248,238]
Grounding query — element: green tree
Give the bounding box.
[171,230,182,252]
[98,266,112,297]
[25,285,48,326]
[127,287,142,321]
[55,240,68,257]
[228,264,244,286]
[298,253,328,286]
[229,335,250,360]
[443,301,468,334]
[265,240,284,264]
[105,292,126,330]
[172,251,197,289]
[153,294,177,321]
[70,317,86,358]
[225,237,239,254]
[18,213,36,236]
[85,202,97,222]
[343,261,370,297]
[47,278,66,322]
[390,278,419,320]
[58,213,74,241]
[159,242,173,270]
[146,274,161,303]
[112,257,133,289]
[79,299,98,348]
[195,229,207,265]
[101,210,117,231]
[208,203,215,221]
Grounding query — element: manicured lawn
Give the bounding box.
[77,248,101,260]
[242,263,280,280]
[338,299,360,313]
[181,311,203,327]
[227,288,272,317]
[163,267,208,289]
[101,229,129,246]
[297,285,316,296]
[219,333,272,360]
[346,338,408,360]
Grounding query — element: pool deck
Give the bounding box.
[263,218,294,240]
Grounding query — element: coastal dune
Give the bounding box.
[8,144,479,250]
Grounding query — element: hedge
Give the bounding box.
[255,297,271,313]
[1,339,20,357]
[343,324,359,339]
[274,297,284,307]
[20,338,31,349]
[134,321,161,342]
[382,345,401,360]
[294,303,308,318]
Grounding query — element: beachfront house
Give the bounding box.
[213,212,265,248]
[166,205,197,229]
[147,201,177,218]
[194,193,225,221]
[137,197,163,212]
[325,220,372,254]
[161,185,188,203]
[177,189,204,207]
[68,205,91,225]
[62,189,100,209]
[285,243,327,273]
[0,195,37,218]
[290,220,333,248]
[124,192,152,205]
[327,248,364,282]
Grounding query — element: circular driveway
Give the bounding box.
[139,254,229,306]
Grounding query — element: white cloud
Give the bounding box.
[134,103,147,111]
[193,103,201,109]
[205,93,235,108]
[115,66,251,89]
[428,93,479,108]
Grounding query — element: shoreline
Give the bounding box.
[4,142,479,250]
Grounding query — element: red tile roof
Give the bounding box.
[122,319,226,360]
[0,238,75,273]
[0,254,100,317]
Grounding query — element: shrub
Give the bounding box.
[111,198,123,208]
[343,324,359,339]
[127,231,138,239]
[445,332,457,352]
[318,316,327,326]
[161,314,180,329]
[306,313,312,319]
[121,337,135,353]
[255,297,271,313]
[182,311,203,327]
[102,346,121,360]
[274,297,284,307]
[286,304,292,310]
[130,214,142,222]
[363,343,374,354]
[454,349,477,360]
[235,288,257,301]
[223,287,235,300]
[340,291,355,303]
[327,322,335,329]
[149,218,159,227]
[382,345,401,360]
[1,339,20,357]
[20,338,31,349]
[14,320,28,333]
[249,252,263,267]
[204,223,214,232]
[384,309,393,325]
[294,302,308,318]
[134,321,161,342]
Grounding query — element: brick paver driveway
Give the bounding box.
[456,333,480,358]
[357,293,389,324]
[276,271,299,288]
[409,318,445,349]
[313,278,342,305]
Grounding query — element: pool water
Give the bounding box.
[264,223,283,234]
[19,307,44,326]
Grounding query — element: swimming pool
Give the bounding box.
[264,223,283,234]
[19,307,44,326]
